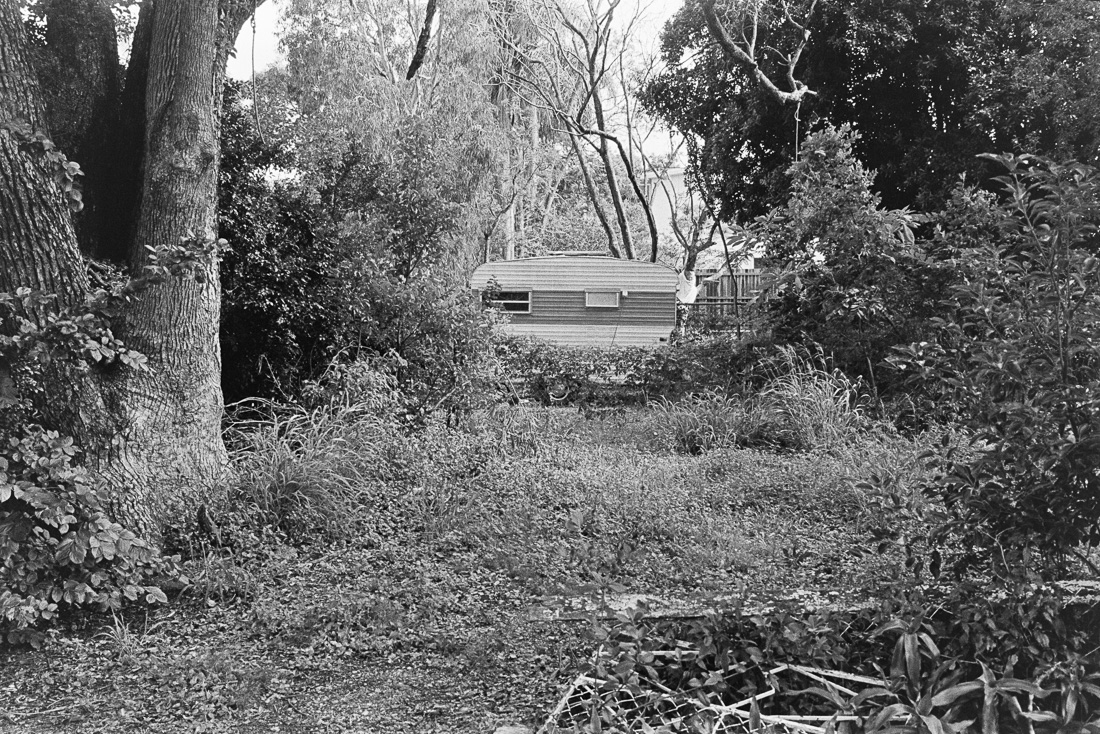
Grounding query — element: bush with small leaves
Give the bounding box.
[761,126,953,393]
[495,333,768,406]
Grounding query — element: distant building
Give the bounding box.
[646,166,690,247]
[470,255,678,347]
[644,166,757,302]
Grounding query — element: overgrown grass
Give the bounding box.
[653,391,750,454]
[225,374,917,600]
[224,399,408,541]
[757,346,868,448]
[2,385,936,733]
[655,345,868,454]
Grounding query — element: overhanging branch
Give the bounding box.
[699,0,816,106]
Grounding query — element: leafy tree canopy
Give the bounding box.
[641,0,1100,221]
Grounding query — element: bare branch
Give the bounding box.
[785,0,817,92]
[699,0,816,106]
[405,0,438,80]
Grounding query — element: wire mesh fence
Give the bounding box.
[540,658,886,734]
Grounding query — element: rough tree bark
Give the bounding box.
[101,0,229,531]
[0,0,117,491]
[33,0,121,261]
[0,0,265,537]
[106,0,157,260]
[0,1,89,309]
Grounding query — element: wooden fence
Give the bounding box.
[679,269,769,336]
[689,269,768,314]
[683,297,744,317]
[695,269,764,301]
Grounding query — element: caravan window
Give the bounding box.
[585,290,620,308]
[490,291,531,313]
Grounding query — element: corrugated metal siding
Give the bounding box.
[510,291,674,326]
[498,322,672,347]
[470,256,677,292]
[500,291,674,346]
[472,257,677,347]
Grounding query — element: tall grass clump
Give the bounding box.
[757,346,867,450]
[654,392,749,454]
[225,365,409,541]
[658,346,867,454]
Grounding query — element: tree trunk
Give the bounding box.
[34,0,121,262]
[520,103,539,250]
[2,0,265,538]
[497,89,516,260]
[406,0,439,80]
[567,132,619,258]
[0,0,88,310]
[606,133,659,263]
[102,0,158,264]
[81,0,223,531]
[501,141,516,260]
[591,91,634,259]
[679,243,701,303]
[0,0,119,490]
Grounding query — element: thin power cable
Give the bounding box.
[793,98,803,160]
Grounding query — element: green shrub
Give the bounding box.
[761,126,952,392]
[1,426,176,646]
[218,82,498,410]
[298,357,405,413]
[891,154,1100,579]
[496,333,769,405]
[494,337,635,405]
[334,255,503,421]
[218,83,344,403]
[666,332,775,393]
[0,283,180,646]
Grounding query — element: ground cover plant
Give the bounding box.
[0,366,937,732]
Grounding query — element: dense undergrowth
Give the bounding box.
[2,344,1098,731]
[0,360,935,732]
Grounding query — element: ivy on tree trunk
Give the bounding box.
[0,0,265,539]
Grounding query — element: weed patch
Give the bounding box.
[1,403,940,733]
[657,347,869,455]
